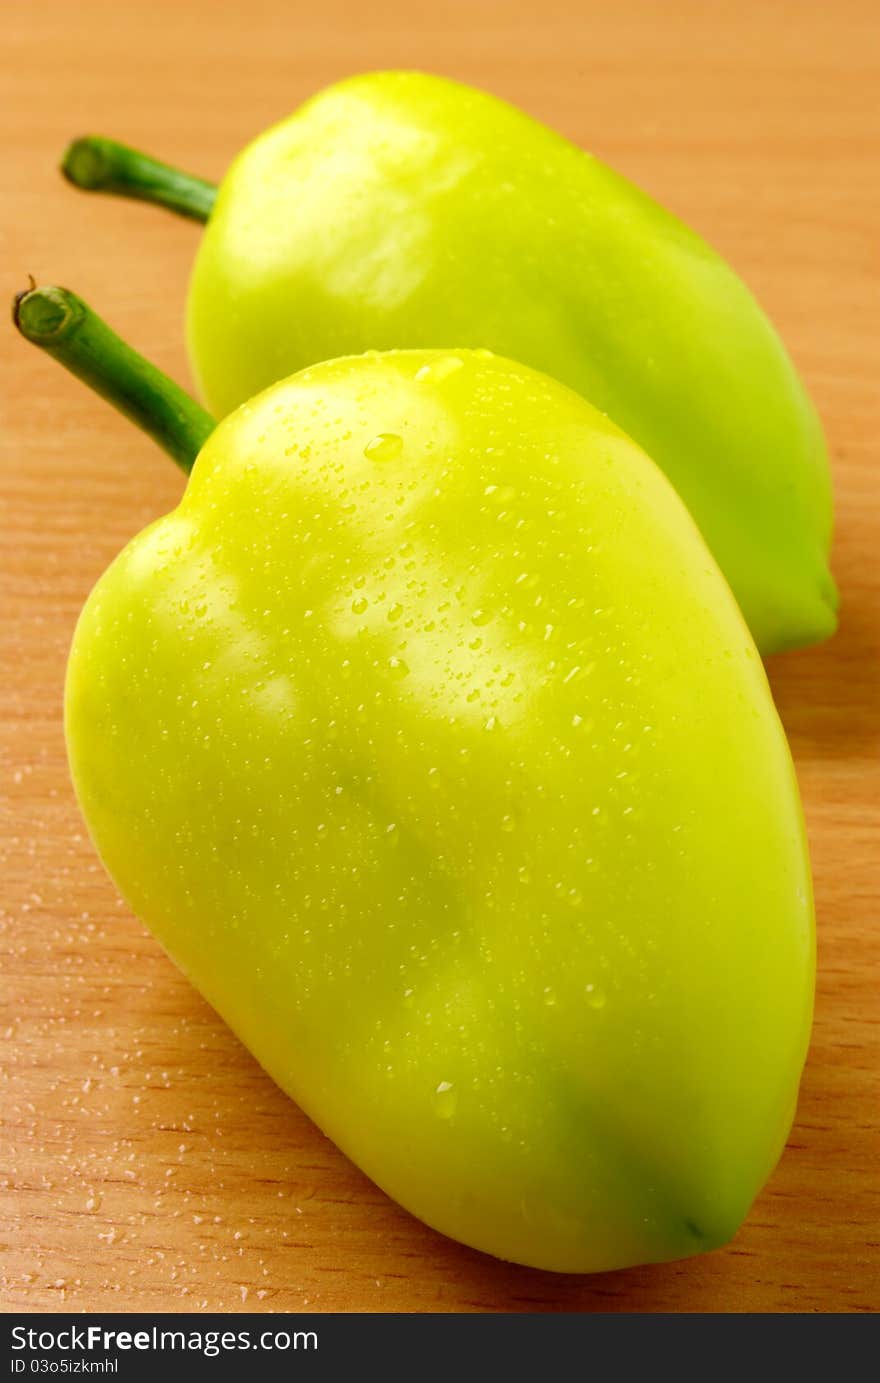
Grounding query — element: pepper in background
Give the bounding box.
[62,71,837,656]
[15,284,814,1273]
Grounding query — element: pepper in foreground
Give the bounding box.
[15,285,814,1273]
[62,71,837,654]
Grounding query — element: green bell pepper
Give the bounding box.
[16,285,814,1273]
[63,71,837,656]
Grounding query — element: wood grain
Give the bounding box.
[2,0,878,1314]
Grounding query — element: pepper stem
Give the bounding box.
[13,285,215,473]
[61,137,217,222]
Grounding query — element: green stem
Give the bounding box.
[61,137,217,222]
[13,285,215,473]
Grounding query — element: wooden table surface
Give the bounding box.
[2,0,878,1314]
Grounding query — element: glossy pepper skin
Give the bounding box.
[184,71,836,656]
[66,349,814,1273]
